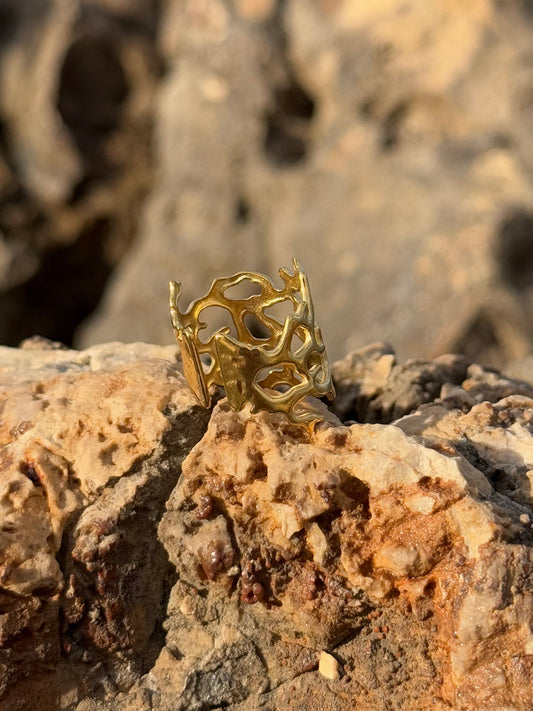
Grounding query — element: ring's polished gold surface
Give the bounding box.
[169,258,335,426]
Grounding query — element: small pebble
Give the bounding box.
[179,599,194,616]
[319,651,340,680]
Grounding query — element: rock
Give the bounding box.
[1,341,532,710]
[79,0,533,369]
[158,370,532,709]
[331,341,533,423]
[0,341,209,710]
[3,1,533,369]
[231,0,276,22]
[319,651,341,680]
[0,0,80,204]
[0,0,159,345]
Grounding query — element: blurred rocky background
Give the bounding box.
[1,0,533,372]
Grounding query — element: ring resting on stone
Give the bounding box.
[169,258,335,426]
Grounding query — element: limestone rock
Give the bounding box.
[331,341,533,423]
[160,394,532,710]
[0,0,80,204]
[79,0,533,369]
[0,0,159,345]
[318,651,341,681]
[3,1,533,369]
[0,341,208,710]
[153,341,533,710]
[1,341,532,710]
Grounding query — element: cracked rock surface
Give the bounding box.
[1,341,532,710]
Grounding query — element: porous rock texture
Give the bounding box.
[0,340,208,710]
[3,1,533,368]
[1,340,533,710]
[78,0,533,368]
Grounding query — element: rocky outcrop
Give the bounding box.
[161,399,532,710]
[0,0,159,345]
[78,0,533,368]
[0,340,208,710]
[1,340,532,710]
[2,2,533,368]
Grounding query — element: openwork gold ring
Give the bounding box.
[169,258,335,426]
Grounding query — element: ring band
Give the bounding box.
[169,258,335,426]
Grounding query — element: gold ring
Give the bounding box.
[169,258,335,426]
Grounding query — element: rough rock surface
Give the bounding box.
[0,340,208,711]
[0,0,159,345]
[2,2,533,368]
[1,340,532,710]
[78,0,533,368]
